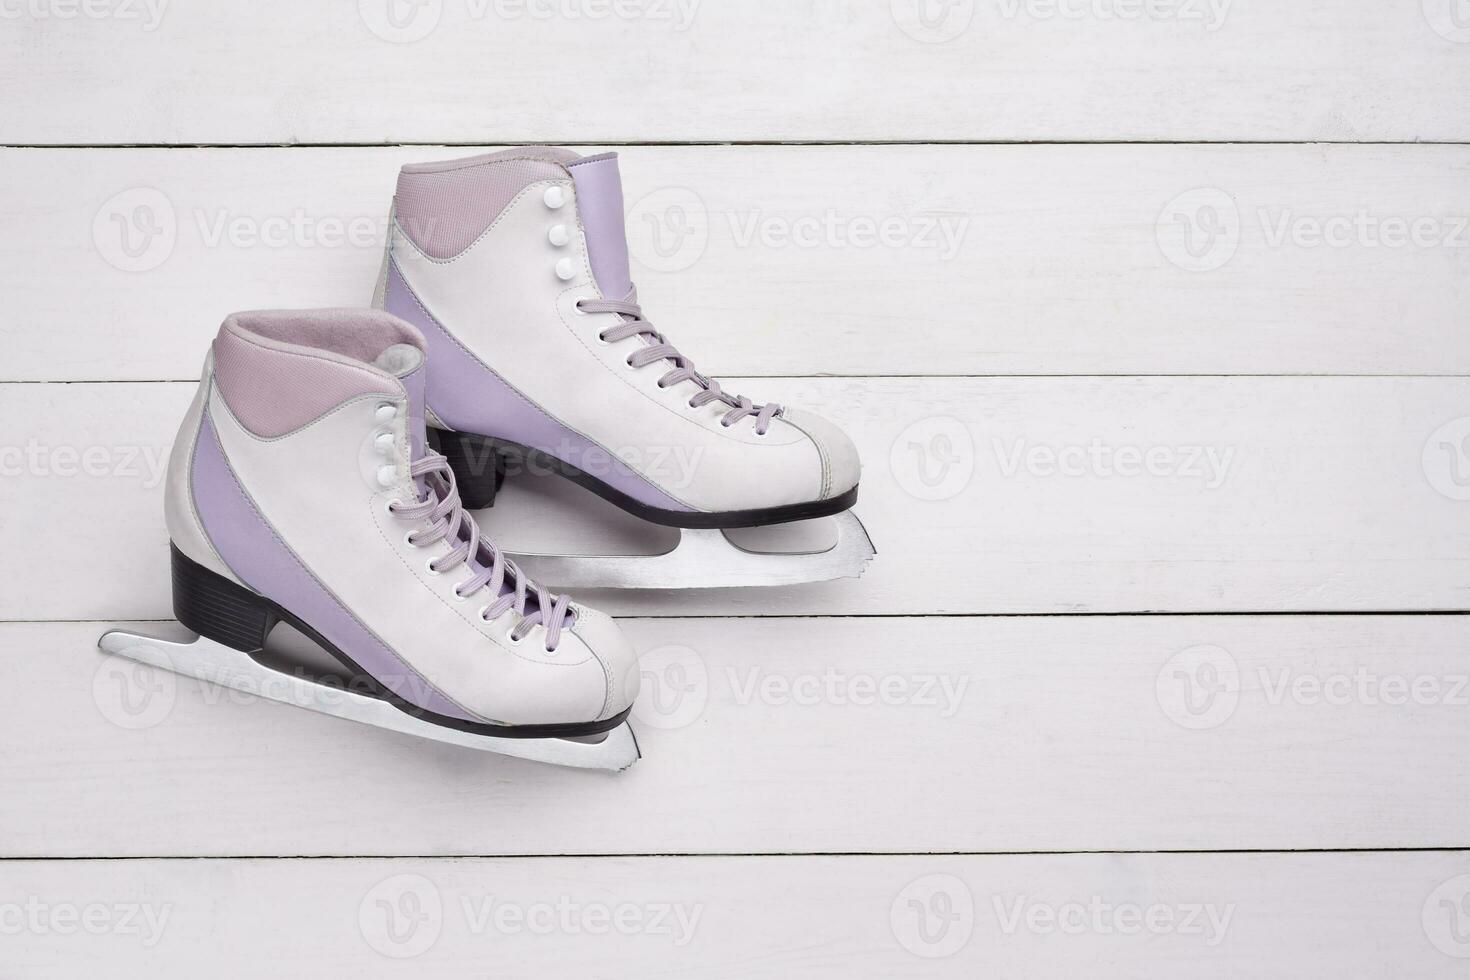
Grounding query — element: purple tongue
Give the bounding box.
[568,153,633,299]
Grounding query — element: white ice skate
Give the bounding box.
[374,146,875,589]
[99,310,641,770]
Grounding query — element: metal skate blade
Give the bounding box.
[508,510,876,590]
[96,630,639,771]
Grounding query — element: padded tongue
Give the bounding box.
[568,153,633,299]
[374,344,428,475]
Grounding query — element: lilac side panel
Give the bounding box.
[191,413,480,723]
[383,259,693,513]
[568,153,633,300]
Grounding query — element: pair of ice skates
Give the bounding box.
[101,147,874,770]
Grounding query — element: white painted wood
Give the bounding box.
[7,616,1470,856]
[2,377,1466,620]
[8,144,1470,382]
[3,1,1467,144]
[1,851,1467,977]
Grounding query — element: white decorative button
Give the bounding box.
[374,404,397,423]
[554,257,575,281]
[548,224,569,247]
[376,465,397,488]
[374,432,394,454]
[543,186,566,209]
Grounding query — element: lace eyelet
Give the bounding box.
[720,421,732,428]
[403,530,418,548]
[625,357,636,369]
[451,582,471,602]
[385,500,402,517]
[425,558,443,576]
[477,605,494,622]
[506,629,526,646]
[595,331,613,345]
[574,300,590,316]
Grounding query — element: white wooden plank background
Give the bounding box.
[3,1,1468,144]
[4,5,1468,977]
[2,852,1467,978]
[9,144,1470,382]
[6,616,1468,857]
[2,376,1465,620]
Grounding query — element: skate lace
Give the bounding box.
[387,454,573,652]
[576,296,782,435]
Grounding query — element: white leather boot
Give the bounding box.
[375,146,874,588]
[100,309,641,770]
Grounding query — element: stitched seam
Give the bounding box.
[567,603,616,717]
[219,391,392,444]
[204,408,483,722]
[389,257,701,513]
[778,413,833,499]
[396,180,566,265]
[403,154,564,177]
[185,378,233,577]
[557,281,804,450]
[370,494,590,670]
[399,184,796,452]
